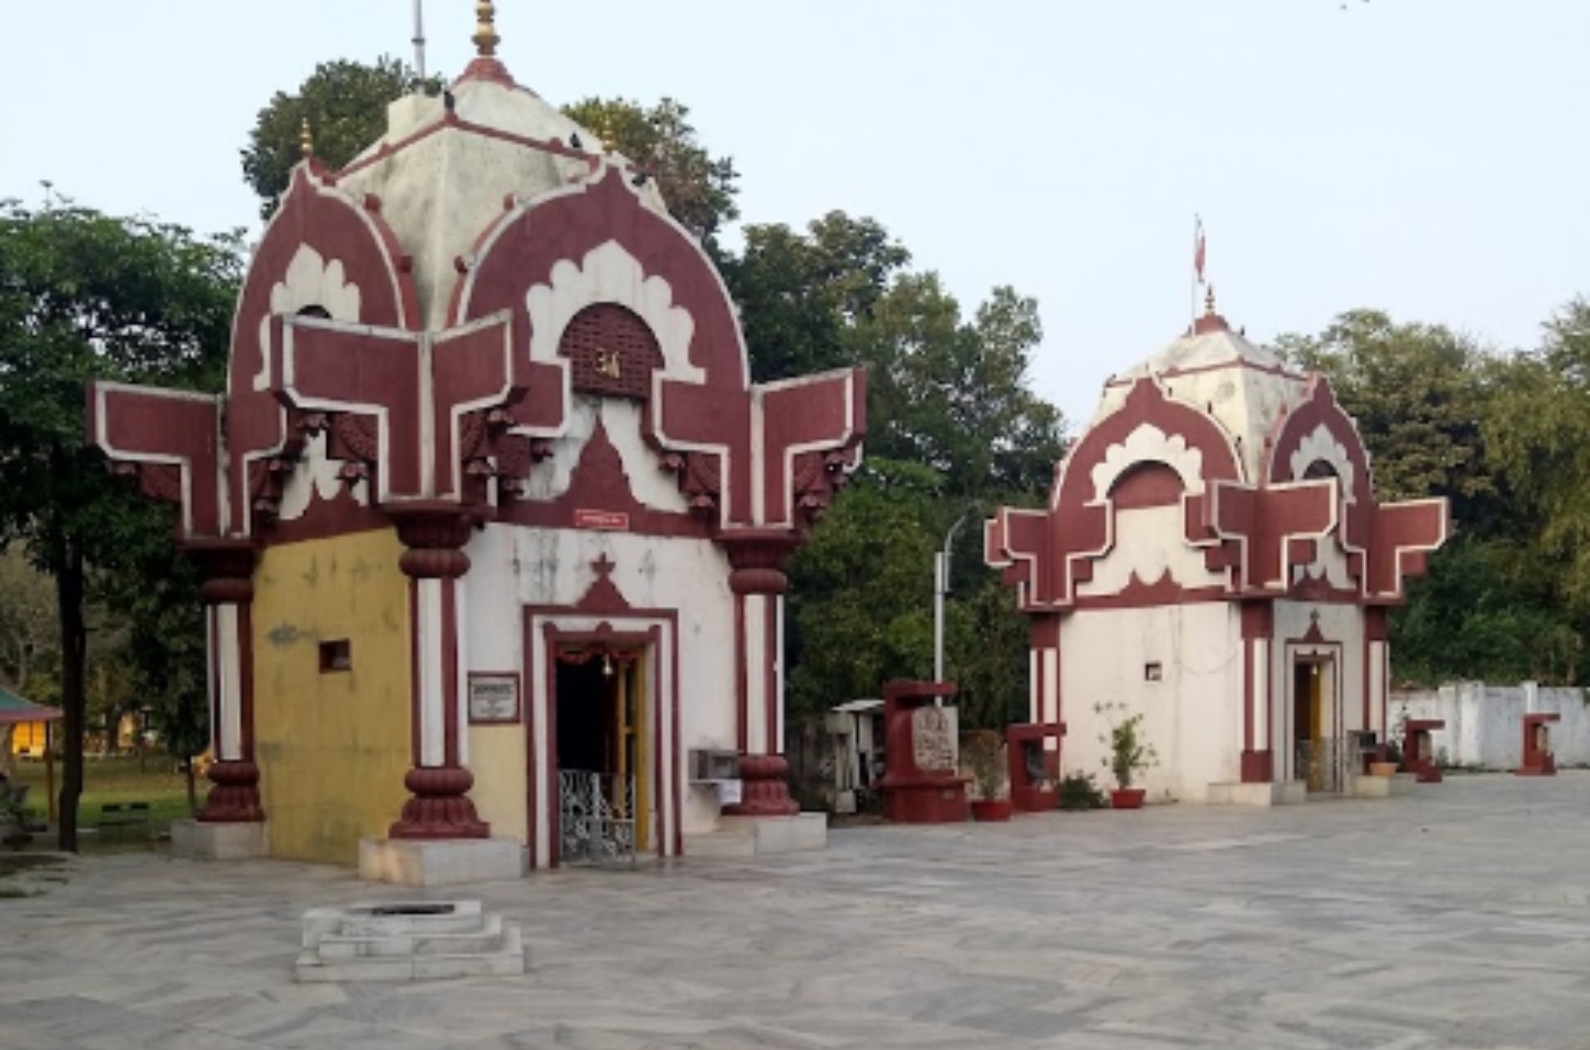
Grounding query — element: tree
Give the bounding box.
[725,212,911,381]
[0,200,241,849]
[1486,297,1590,626]
[241,56,441,218]
[562,97,740,251]
[0,550,56,698]
[786,460,939,717]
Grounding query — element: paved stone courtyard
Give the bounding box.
[6,774,1590,1049]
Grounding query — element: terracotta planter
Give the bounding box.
[1369,761,1399,778]
[970,799,1013,822]
[1109,788,1146,810]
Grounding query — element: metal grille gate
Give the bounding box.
[1293,737,1351,794]
[558,769,637,866]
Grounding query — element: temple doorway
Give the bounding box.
[554,643,649,864]
[1291,657,1340,793]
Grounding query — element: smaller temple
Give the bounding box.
[986,294,1448,803]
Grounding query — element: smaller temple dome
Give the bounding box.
[1096,311,1307,483]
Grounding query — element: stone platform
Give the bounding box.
[296,899,525,983]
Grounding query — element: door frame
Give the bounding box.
[526,611,680,868]
[1283,641,1343,788]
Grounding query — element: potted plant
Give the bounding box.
[1095,701,1157,809]
[1370,739,1402,778]
[963,731,1013,822]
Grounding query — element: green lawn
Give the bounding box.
[10,753,197,845]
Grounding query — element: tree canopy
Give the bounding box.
[241,56,442,219]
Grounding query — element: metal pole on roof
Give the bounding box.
[412,0,427,82]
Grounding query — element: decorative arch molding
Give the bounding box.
[227,162,419,536]
[449,165,750,432]
[1091,426,1205,502]
[1288,423,1357,506]
[1265,375,1373,556]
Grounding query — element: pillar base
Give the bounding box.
[171,818,269,860]
[359,837,526,887]
[721,754,799,817]
[197,760,265,823]
[388,766,490,839]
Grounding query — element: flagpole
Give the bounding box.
[1190,214,1200,333]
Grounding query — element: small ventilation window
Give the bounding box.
[319,640,352,673]
[1144,662,1163,682]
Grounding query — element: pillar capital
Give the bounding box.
[385,502,475,579]
[721,529,800,595]
[182,538,259,605]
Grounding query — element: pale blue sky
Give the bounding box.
[3,1,1587,426]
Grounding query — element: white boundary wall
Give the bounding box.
[1389,682,1590,769]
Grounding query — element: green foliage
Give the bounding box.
[1392,536,1580,686]
[1058,772,1107,811]
[724,212,910,382]
[561,97,740,250]
[786,461,937,718]
[1486,298,1590,622]
[241,56,442,219]
[0,200,240,847]
[1094,701,1157,789]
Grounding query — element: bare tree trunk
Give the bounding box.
[56,535,86,853]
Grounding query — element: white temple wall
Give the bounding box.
[1060,603,1242,802]
[1076,505,1227,597]
[462,521,737,854]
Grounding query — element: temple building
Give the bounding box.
[87,5,862,879]
[985,297,1448,803]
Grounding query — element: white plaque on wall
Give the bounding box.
[468,673,520,724]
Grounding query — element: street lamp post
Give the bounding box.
[934,502,982,684]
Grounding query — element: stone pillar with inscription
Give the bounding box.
[877,679,971,823]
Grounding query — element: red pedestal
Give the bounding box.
[1005,722,1065,813]
[1400,719,1446,783]
[1515,713,1561,777]
[877,679,969,823]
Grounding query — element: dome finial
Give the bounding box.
[472,0,500,57]
[1204,284,1217,316]
[300,116,314,159]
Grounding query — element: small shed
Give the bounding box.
[825,699,885,813]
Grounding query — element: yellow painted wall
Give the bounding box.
[469,725,528,843]
[253,529,411,865]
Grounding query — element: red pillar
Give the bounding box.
[386,505,488,839]
[188,539,265,823]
